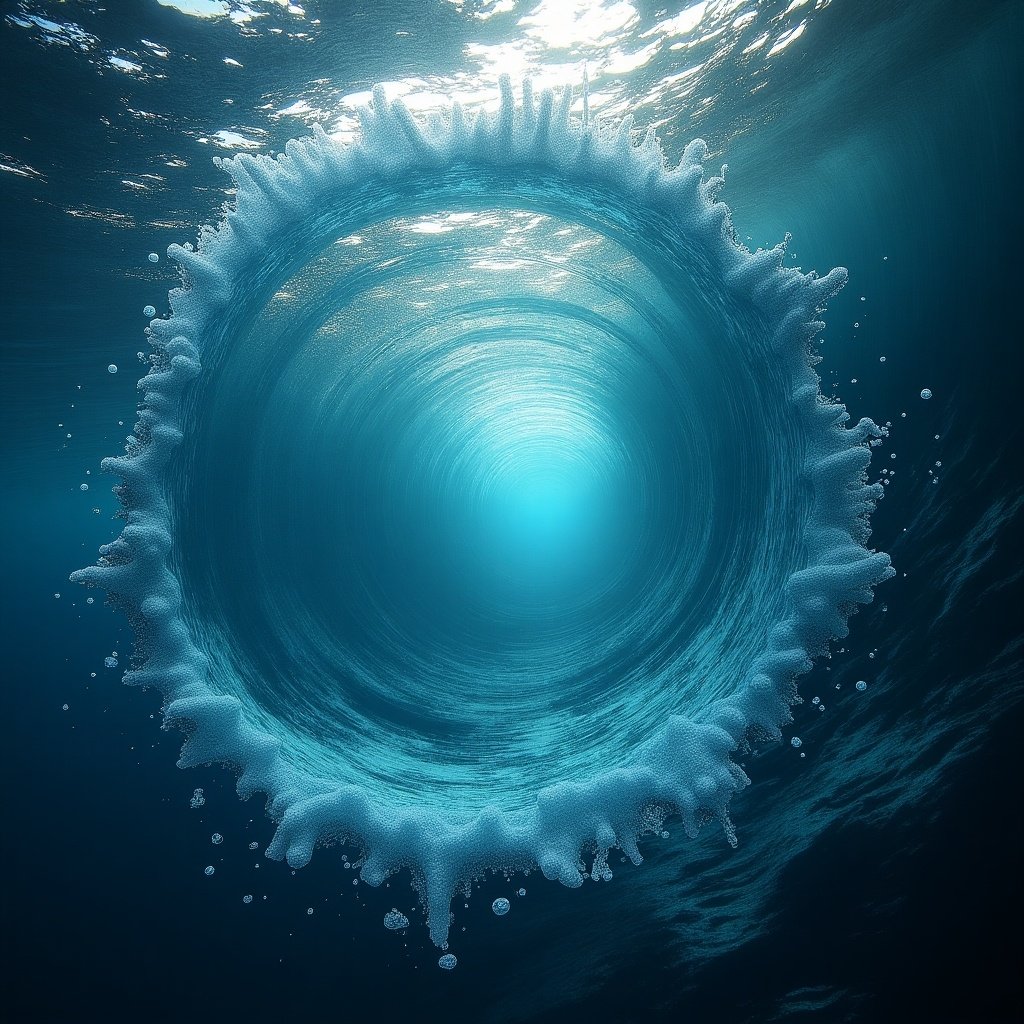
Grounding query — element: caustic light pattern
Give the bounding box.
[73,77,893,946]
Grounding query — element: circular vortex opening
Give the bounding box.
[75,79,892,945]
[173,205,797,814]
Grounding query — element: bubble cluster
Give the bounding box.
[384,909,410,930]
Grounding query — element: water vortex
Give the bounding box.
[73,77,893,946]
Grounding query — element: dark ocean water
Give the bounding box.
[2,1,1022,1021]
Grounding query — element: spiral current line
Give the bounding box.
[170,203,796,814]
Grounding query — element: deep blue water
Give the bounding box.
[2,1,1022,1021]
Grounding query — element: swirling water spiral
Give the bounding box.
[74,78,892,946]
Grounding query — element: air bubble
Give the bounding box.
[790,736,802,748]
[492,897,510,916]
[855,680,868,692]
[143,305,156,318]
[920,388,932,400]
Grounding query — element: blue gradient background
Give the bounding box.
[2,1,1022,1021]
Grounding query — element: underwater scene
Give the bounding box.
[2,0,1022,1021]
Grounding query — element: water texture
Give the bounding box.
[2,1,1022,1021]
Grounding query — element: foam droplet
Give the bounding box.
[384,909,410,930]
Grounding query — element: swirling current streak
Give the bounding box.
[73,77,893,947]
